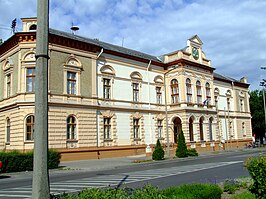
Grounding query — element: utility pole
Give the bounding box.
[32,0,50,198]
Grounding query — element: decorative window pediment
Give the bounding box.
[154,75,163,84]
[226,90,232,97]
[132,112,143,119]
[64,54,82,69]
[23,51,36,62]
[130,71,143,80]
[3,57,14,71]
[100,65,115,76]
[100,110,114,118]
[214,88,219,95]
[157,114,165,120]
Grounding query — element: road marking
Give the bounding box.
[0,161,244,198]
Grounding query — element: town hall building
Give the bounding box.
[0,18,252,160]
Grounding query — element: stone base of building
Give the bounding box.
[58,145,147,161]
[58,139,252,161]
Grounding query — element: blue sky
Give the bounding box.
[1,0,265,90]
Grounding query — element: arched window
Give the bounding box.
[67,116,76,140]
[205,82,211,102]
[186,78,192,103]
[6,118,10,143]
[189,117,194,141]
[25,115,34,141]
[196,80,202,104]
[29,24,37,31]
[170,79,179,103]
[209,117,213,141]
[199,117,204,141]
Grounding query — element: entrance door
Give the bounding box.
[173,117,182,144]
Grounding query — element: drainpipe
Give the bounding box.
[96,48,103,155]
[146,60,152,153]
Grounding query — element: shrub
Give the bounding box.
[187,148,199,157]
[223,179,241,194]
[163,183,223,199]
[152,139,165,160]
[231,191,256,199]
[0,150,61,173]
[244,154,266,199]
[131,185,165,199]
[176,130,188,158]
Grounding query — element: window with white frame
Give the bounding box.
[157,119,163,138]
[133,118,140,139]
[156,87,162,104]
[132,83,139,102]
[206,82,211,102]
[186,78,192,103]
[103,78,111,99]
[25,115,34,141]
[26,67,36,92]
[64,55,82,95]
[103,117,111,139]
[67,71,76,95]
[196,80,202,104]
[6,118,10,143]
[6,74,11,97]
[3,58,14,98]
[67,116,76,140]
[171,79,179,103]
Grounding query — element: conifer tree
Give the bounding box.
[176,130,188,158]
[152,139,165,160]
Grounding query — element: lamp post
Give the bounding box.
[260,81,266,138]
[164,67,176,157]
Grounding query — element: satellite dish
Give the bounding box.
[71,26,79,34]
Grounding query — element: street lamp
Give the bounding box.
[164,66,176,157]
[260,81,266,138]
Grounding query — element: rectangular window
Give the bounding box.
[133,83,139,102]
[26,68,35,92]
[133,119,140,139]
[67,116,76,140]
[157,120,163,138]
[156,87,162,104]
[240,99,244,112]
[6,74,11,97]
[104,118,111,139]
[67,71,76,95]
[171,86,179,103]
[6,120,10,143]
[103,78,111,99]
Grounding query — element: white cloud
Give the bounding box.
[0,0,265,90]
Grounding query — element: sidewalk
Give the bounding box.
[59,148,266,172]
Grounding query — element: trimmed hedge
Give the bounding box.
[187,149,199,157]
[0,150,61,173]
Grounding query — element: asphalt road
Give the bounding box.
[0,148,265,198]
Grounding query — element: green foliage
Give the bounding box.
[223,179,241,194]
[163,183,223,199]
[249,90,265,141]
[244,154,266,198]
[152,139,165,160]
[176,130,188,158]
[131,185,166,199]
[0,150,61,173]
[231,191,256,199]
[187,149,199,157]
[60,184,223,199]
[48,149,61,169]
